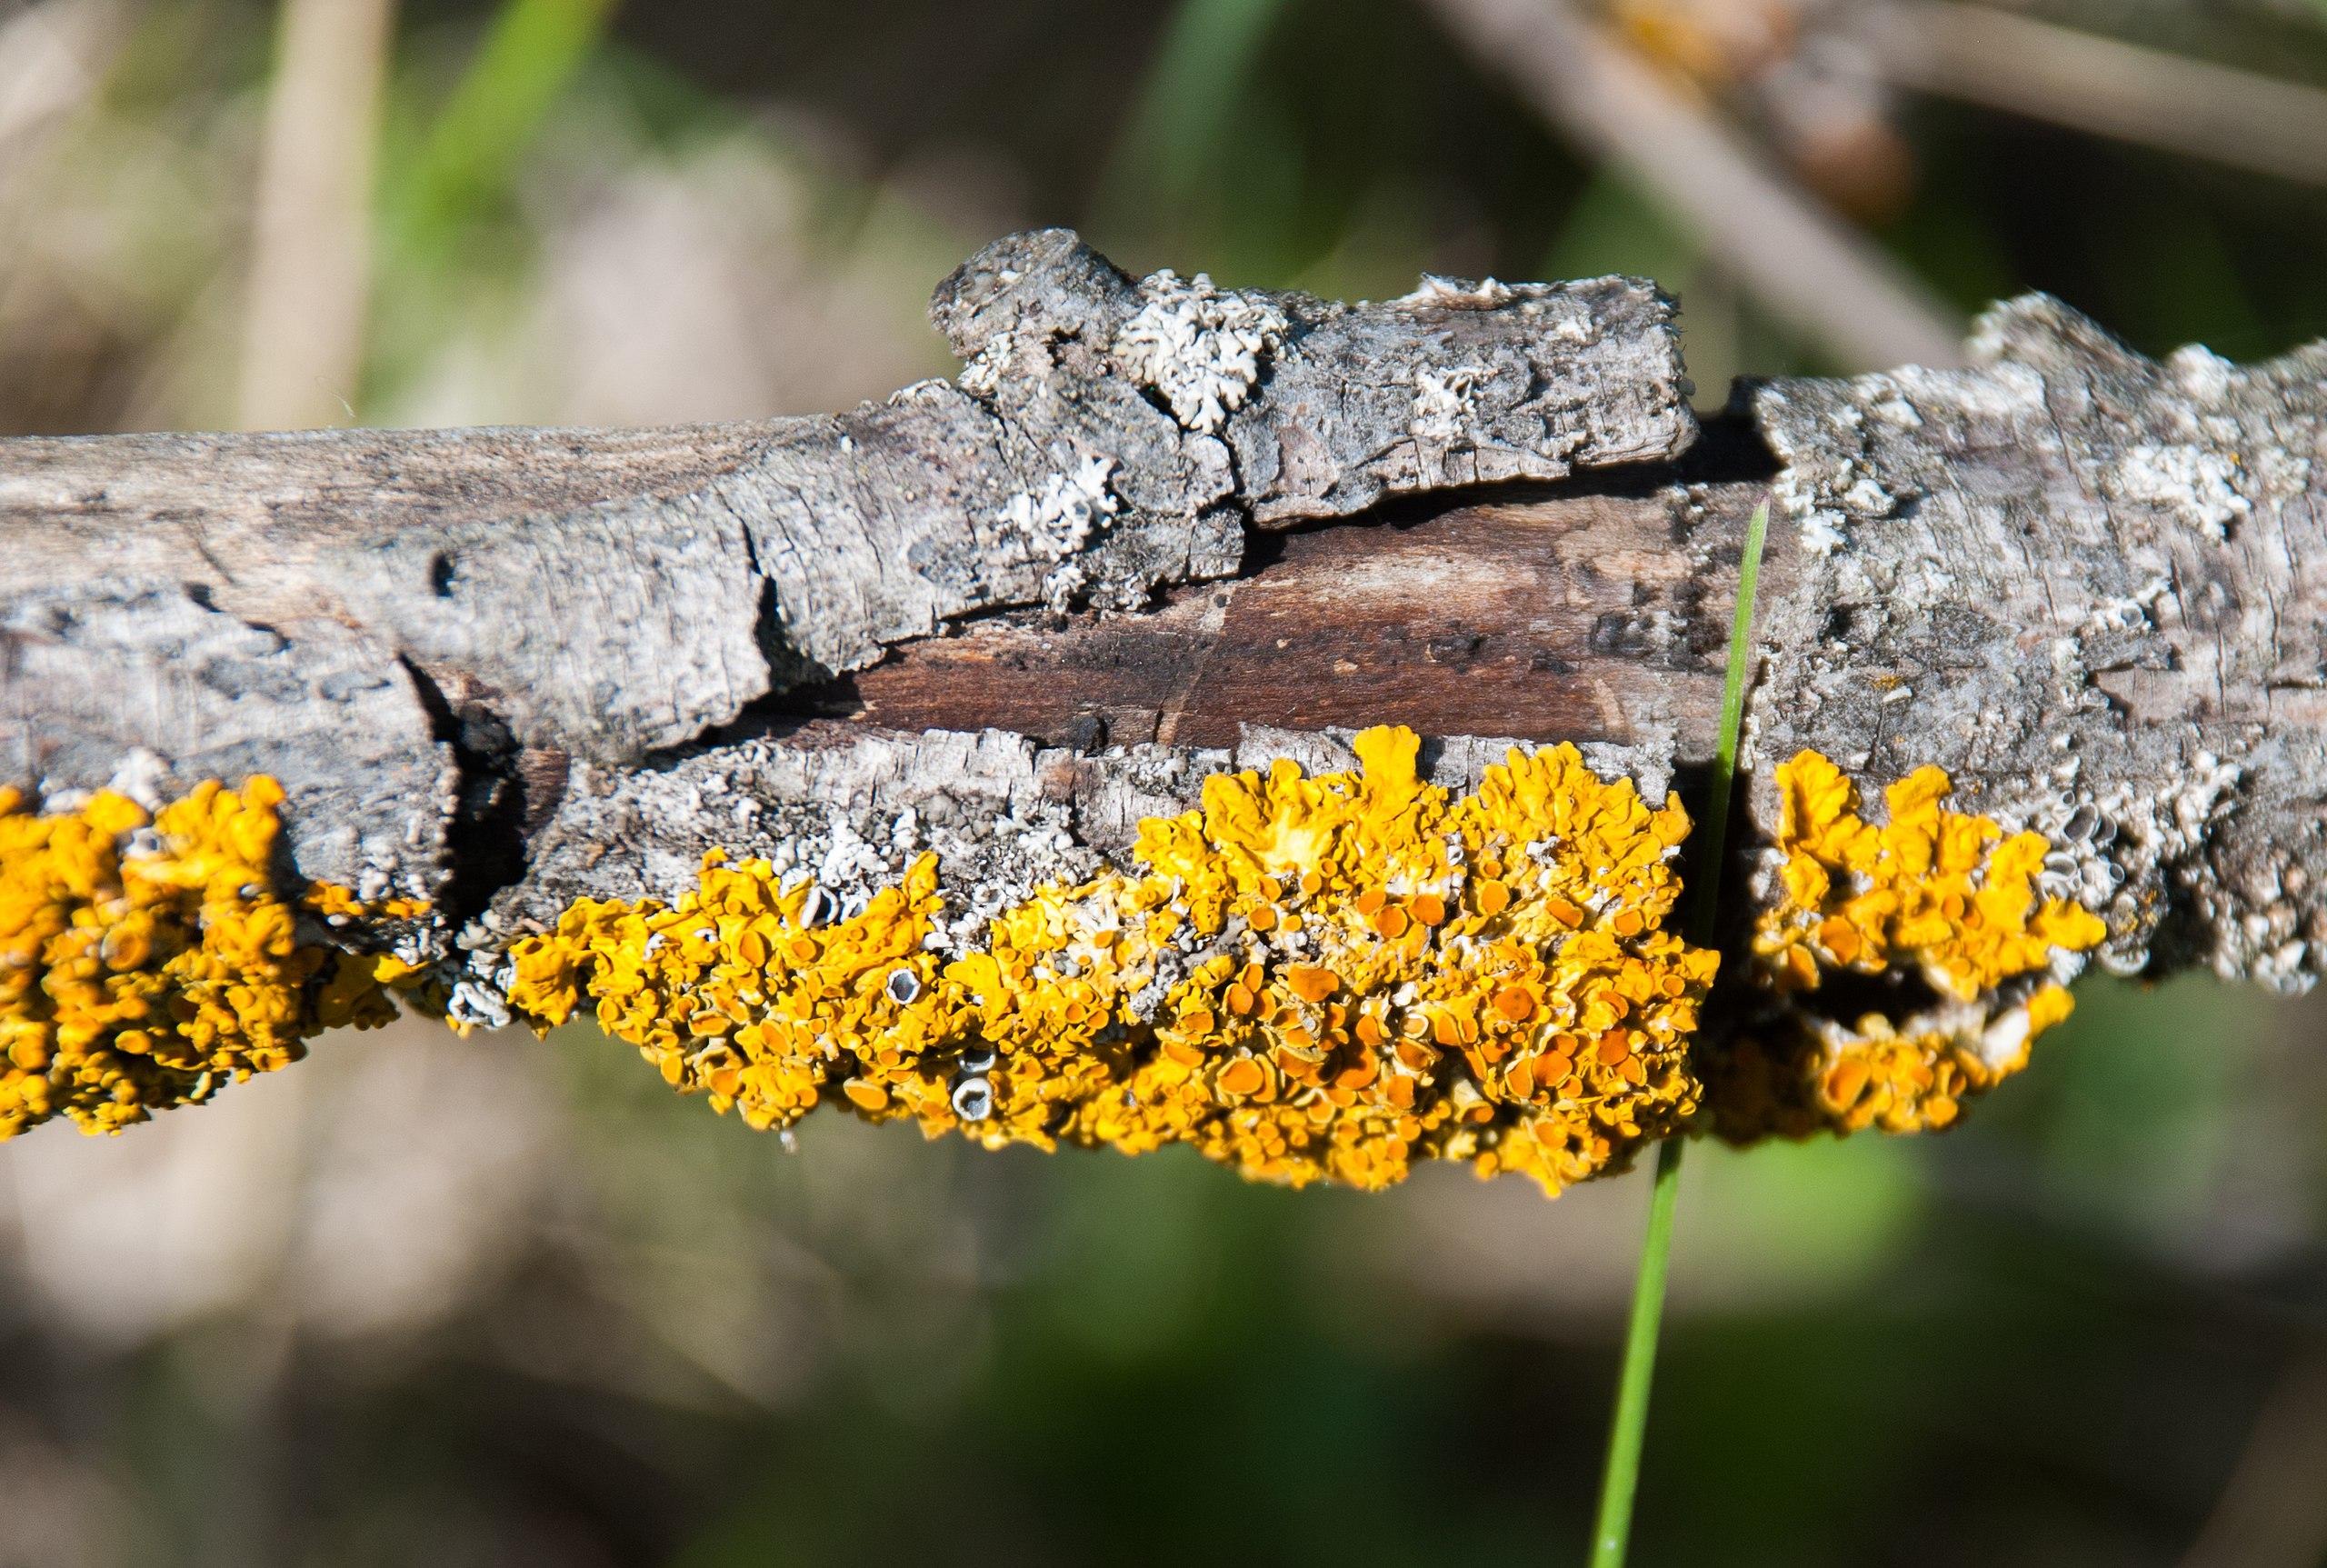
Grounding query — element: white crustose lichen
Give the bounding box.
[995,453,1120,561]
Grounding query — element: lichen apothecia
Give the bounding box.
[1711,750,2108,1139]
[1,737,2117,1192]
[504,727,1718,1193]
[0,779,424,1138]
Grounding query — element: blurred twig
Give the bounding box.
[1864,1,2327,190]
[1422,0,1963,370]
[237,0,399,430]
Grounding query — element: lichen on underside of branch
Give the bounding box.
[5,231,2318,1177]
[0,778,424,1137]
[0,738,2110,1192]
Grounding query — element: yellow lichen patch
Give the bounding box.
[510,851,967,1134]
[1714,751,2106,1140]
[502,726,1722,1195]
[0,780,416,1139]
[1761,753,2105,1001]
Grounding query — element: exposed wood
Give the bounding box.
[806,475,1764,757]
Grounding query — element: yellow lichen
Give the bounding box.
[0,780,417,1138]
[1712,751,2106,1140]
[2,742,2115,1174]
[504,726,1721,1194]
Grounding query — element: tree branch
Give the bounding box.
[2,229,2318,1170]
[3,230,1690,902]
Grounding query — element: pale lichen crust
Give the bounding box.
[502,727,1718,1194]
[0,780,424,1138]
[1112,268,1289,435]
[1713,751,2107,1139]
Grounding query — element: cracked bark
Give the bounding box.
[2,229,2320,1008]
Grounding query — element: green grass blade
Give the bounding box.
[1101,0,1294,211]
[390,0,620,261]
[1587,497,1770,1567]
[1687,496,1772,946]
[1590,1135,1686,1566]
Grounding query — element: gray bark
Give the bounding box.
[1747,300,2327,989]
[1,230,1687,905]
[1,229,2319,1015]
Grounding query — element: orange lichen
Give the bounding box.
[0,780,420,1138]
[1712,751,2106,1140]
[5,744,2113,1171]
[503,726,1721,1194]
[1759,753,2106,1003]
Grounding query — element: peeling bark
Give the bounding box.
[1,231,2319,1008]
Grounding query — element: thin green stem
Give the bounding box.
[1587,498,1769,1568]
[1589,1134,1685,1565]
[1687,497,1772,946]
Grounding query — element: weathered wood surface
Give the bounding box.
[2,229,2321,1011]
[802,473,1763,757]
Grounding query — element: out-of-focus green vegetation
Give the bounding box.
[2,2,2324,1564]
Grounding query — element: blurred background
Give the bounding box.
[3,0,2326,1563]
